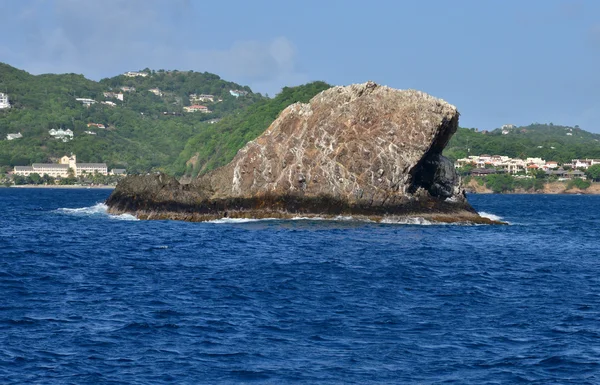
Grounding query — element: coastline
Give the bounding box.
[464,180,600,194]
[7,185,115,189]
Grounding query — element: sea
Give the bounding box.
[0,188,599,384]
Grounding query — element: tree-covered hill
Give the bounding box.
[0,63,263,172]
[445,123,600,163]
[171,81,332,177]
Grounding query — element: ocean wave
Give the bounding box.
[56,203,139,221]
[207,218,274,224]
[478,212,504,222]
[208,215,473,226]
[381,217,437,225]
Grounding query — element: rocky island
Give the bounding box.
[106,82,500,224]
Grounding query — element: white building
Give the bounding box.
[14,154,115,179]
[229,89,248,97]
[120,86,136,92]
[14,164,69,178]
[6,132,22,140]
[103,92,123,101]
[569,159,600,169]
[101,101,117,107]
[49,128,74,142]
[75,98,96,107]
[189,94,214,103]
[149,88,162,96]
[124,71,148,77]
[0,92,11,109]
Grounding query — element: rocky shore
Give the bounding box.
[464,179,600,195]
[107,82,502,224]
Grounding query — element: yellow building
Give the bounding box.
[13,154,109,178]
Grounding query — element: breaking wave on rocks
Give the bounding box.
[56,203,139,221]
[478,211,504,222]
[208,215,479,226]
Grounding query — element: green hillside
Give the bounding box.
[445,123,600,163]
[0,63,263,172]
[172,81,332,177]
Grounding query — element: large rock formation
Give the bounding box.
[107,82,499,224]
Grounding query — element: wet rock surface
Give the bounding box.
[107,82,498,224]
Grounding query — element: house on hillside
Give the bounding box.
[87,123,106,129]
[183,105,211,113]
[6,132,22,140]
[124,71,148,77]
[103,92,124,101]
[229,89,248,97]
[102,101,117,107]
[0,92,11,109]
[49,128,73,142]
[75,98,96,107]
[120,86,136,92]
[149,88,162,96]
[189,94,214,103]
[110,169,127,176]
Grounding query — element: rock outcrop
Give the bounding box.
[107,82,499,224]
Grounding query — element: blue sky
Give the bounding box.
[1,0,600,132]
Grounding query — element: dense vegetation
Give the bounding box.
[0,63,263,173]
[3,60,600,181]
[171,81,332,177]
[445,124,600,163]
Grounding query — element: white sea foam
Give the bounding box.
[207,217,272,224]
[56,203,139,221]
[478,212,503,222]
[207,215,463,226]
[380,217,437,225]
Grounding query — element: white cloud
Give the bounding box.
[4,0,308,95]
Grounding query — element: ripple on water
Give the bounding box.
[0,190,599,384]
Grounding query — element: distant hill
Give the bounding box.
[0,63,264,172]
[172,81,332,177]
[445,123,600,163]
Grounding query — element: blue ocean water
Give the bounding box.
[0,188,599,384]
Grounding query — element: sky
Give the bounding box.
[1,0,600,132]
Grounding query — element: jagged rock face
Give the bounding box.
[203,81,460,205]
[107,82,496,223]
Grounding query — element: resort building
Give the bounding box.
[0,92,11,109]
[14,164,69,178]
[13,154,110,178]
[566,159,600,170]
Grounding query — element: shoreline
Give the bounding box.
[464,180,600,195]
[6,185,115,189]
